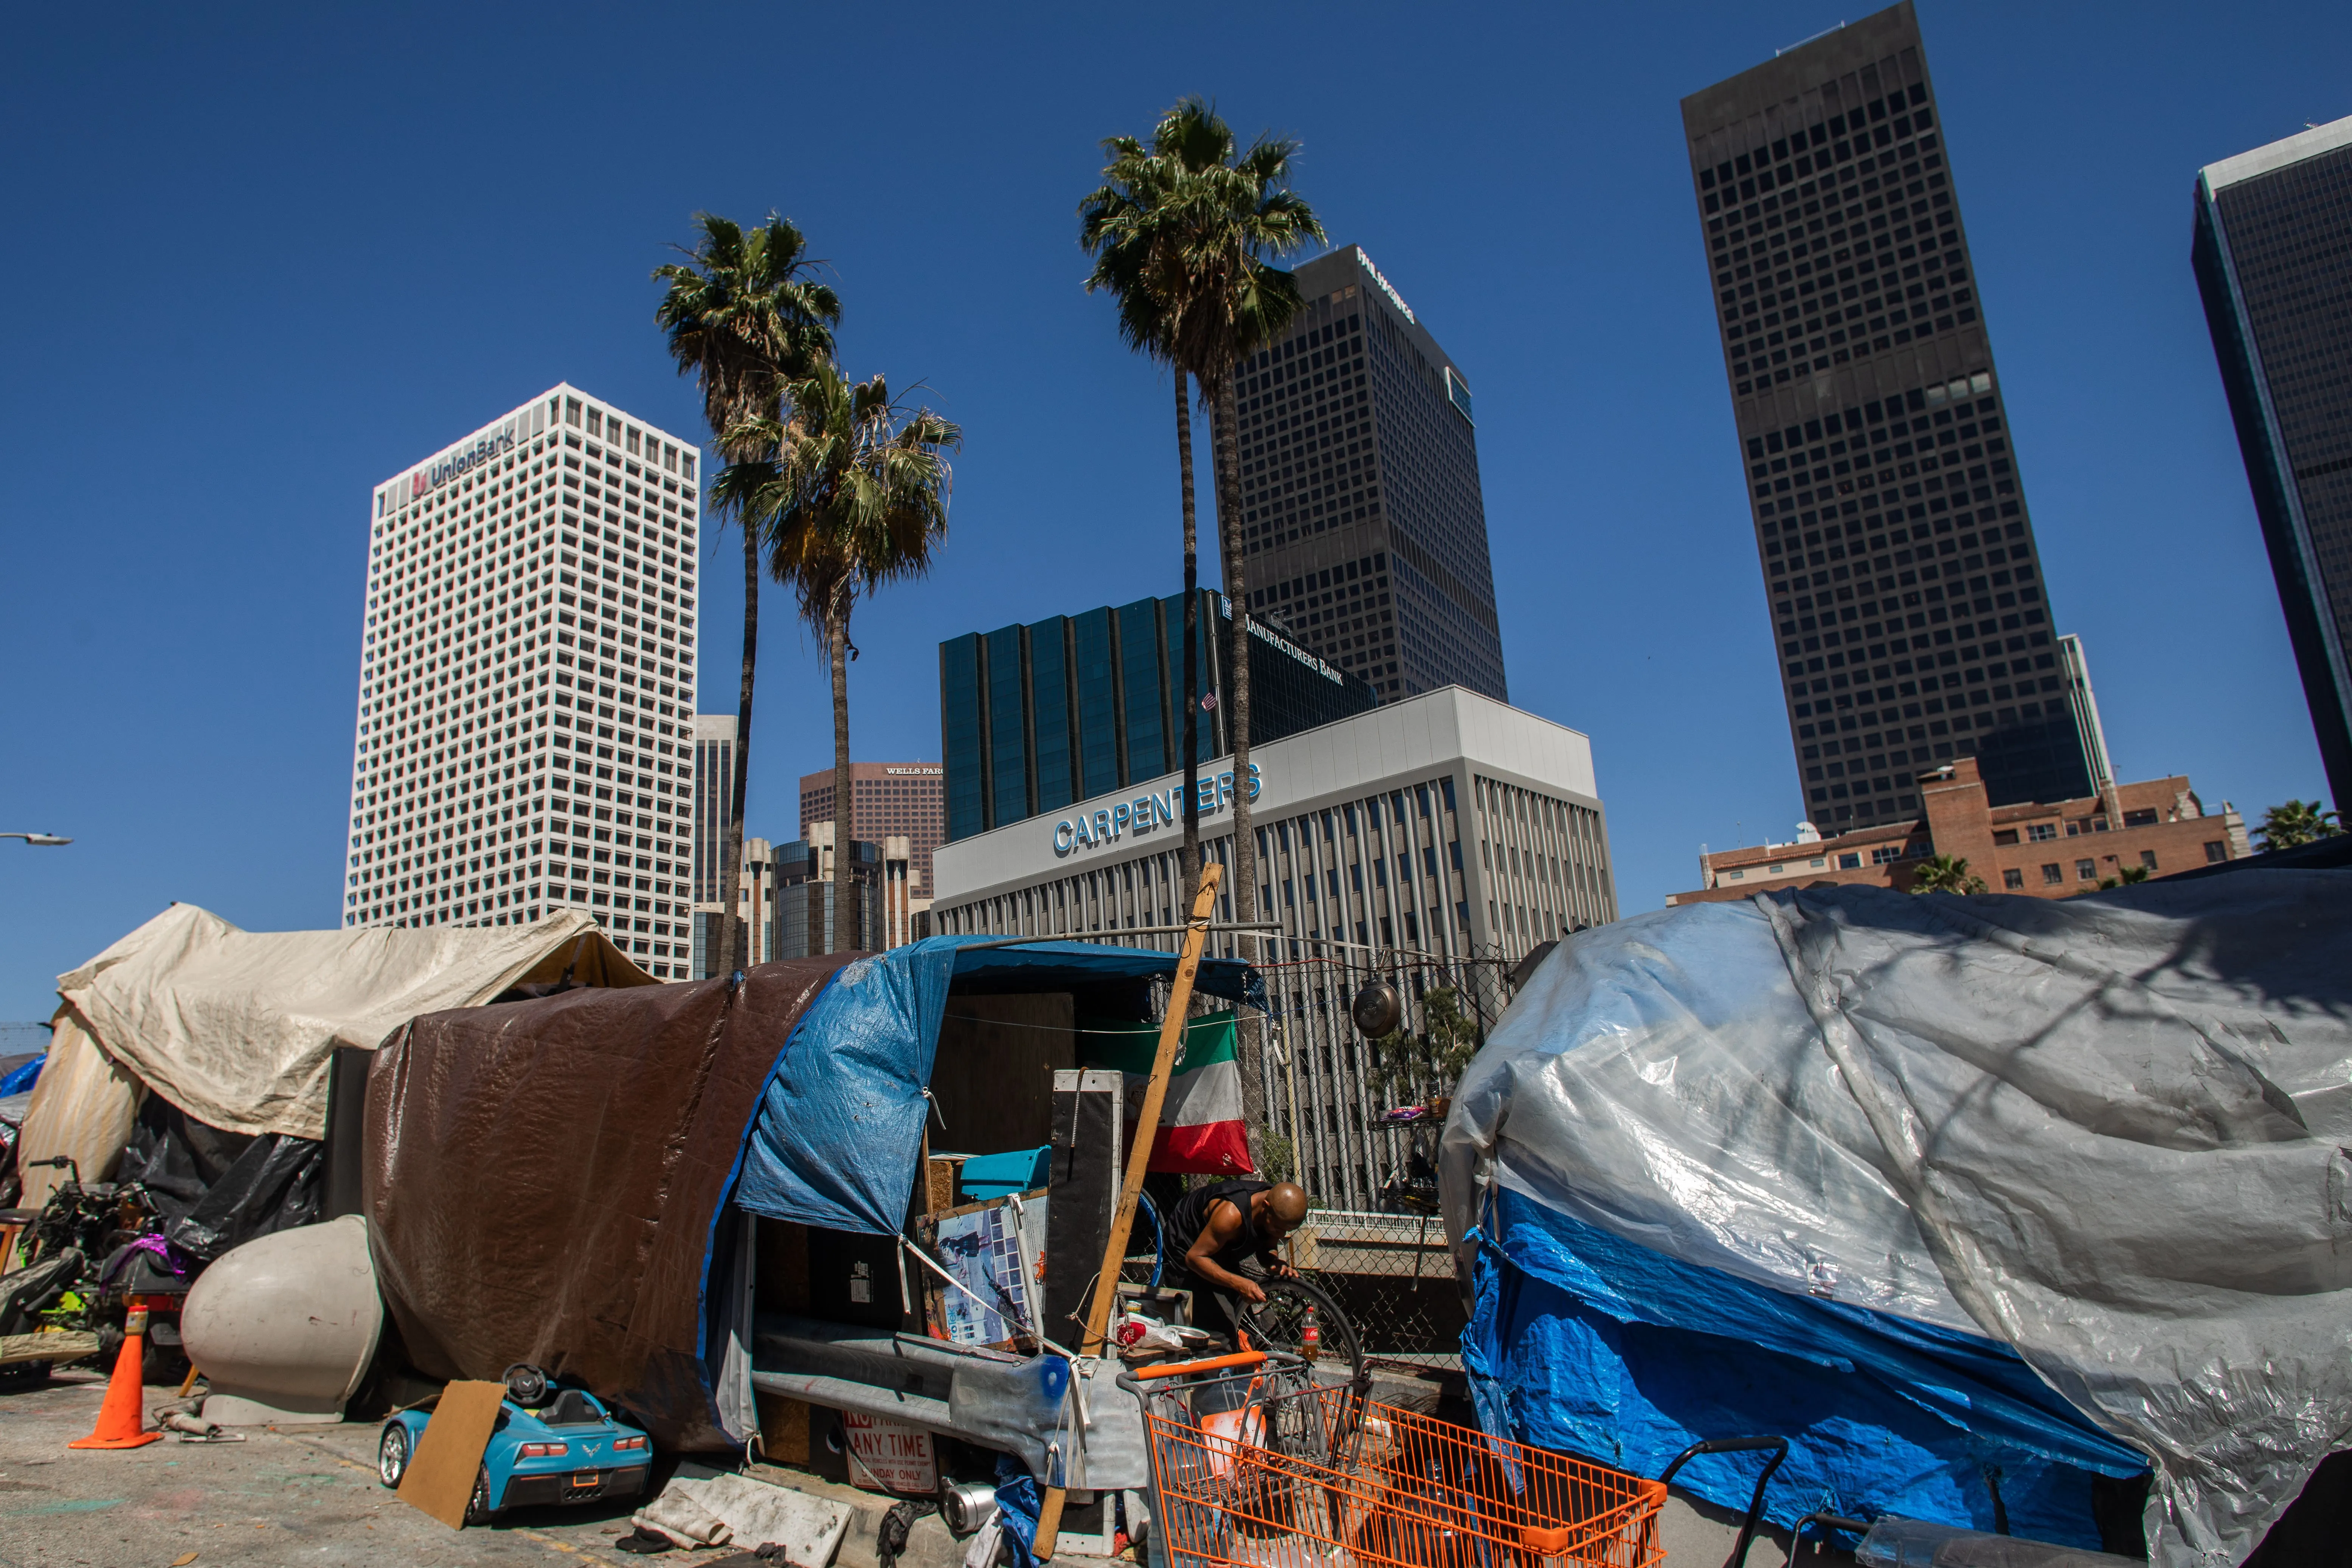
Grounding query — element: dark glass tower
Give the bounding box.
[940,591,1377,841]
[2194,116,2352,813]
[1232,247,1508,705]
[1681,1,2096,831]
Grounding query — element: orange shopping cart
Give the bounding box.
[1122,1349,1666,1568]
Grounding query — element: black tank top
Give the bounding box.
[1170,1180,1272,1276]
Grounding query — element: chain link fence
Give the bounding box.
[1253,945,1526,1209]
[1290,1208,1464,1367]
[1147,936,1557,1366]
[1251,942,1542,1367]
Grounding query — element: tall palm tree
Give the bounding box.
[1162,105,1320,957]
[717,364,959,951]
[654,214,839,975]
[1081,101,1322,1174]
[1080,118,1212,906]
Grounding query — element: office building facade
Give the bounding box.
[942,589,1376,842]
[693,715,738,903]
[932,688,1615,1208]
[2194,114,2352,811]
[800,762,945,900]
[934,687,1615,968]
[1230,246,1508,704]
[1682,2,2097,832]
[773,826,883,957]
[341,385,703,977]
[689,713,737,980]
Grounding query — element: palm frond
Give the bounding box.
[1078,99,1325,386]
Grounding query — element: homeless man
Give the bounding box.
[1168,1179,1310,1338]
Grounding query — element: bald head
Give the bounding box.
[1264,1182,1309,1229]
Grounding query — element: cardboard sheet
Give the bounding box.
[397,1380,504,1529]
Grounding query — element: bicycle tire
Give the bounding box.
[1235,1275,1366,1389]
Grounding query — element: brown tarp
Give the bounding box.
[364,954,856,1450]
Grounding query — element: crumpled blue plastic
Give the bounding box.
[993,1449,1043,1559]
[729,935,1259,1235]
[1465,1186,2147,1547]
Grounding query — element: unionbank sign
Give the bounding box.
[410,428,517,500]
[1052,765,1263,857]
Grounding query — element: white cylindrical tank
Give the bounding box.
[182,1214,383,1425]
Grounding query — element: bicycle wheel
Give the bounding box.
[1236,1275,1365,1389]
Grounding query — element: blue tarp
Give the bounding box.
[1442,880,2352,1566]
[0,1055,40,1097]
[1466,1186,2145,1546]
[731,935,1259,1234]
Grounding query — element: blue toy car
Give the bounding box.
[377,1363,653,1525]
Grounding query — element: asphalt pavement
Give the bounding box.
[0,1369,653,1568]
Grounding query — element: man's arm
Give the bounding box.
[1182,1200,1266,1303]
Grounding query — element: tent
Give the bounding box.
[1440,874,2352,1568]
[17,904,649,1225]
[366,934,1261,1452]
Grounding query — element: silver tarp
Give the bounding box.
[1441,874,2352,1567]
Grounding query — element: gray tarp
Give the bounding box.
[1441,874,2352,1568]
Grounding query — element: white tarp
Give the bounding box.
[1441,873,2352,1568]
[14,1011,144,1221]
[48,903,648,1142]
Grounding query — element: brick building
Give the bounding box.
[799,762,944,902]
[1668,757,2248,904]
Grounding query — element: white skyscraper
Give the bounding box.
[341,384,704,978]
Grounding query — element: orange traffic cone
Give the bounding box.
[68,1304,161,1450]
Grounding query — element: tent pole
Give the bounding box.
[1032,862,1224,1561]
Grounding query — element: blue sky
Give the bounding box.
[2,2,2343,1020]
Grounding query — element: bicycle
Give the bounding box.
[0,1158,191,1386]
[1126,1190,1370,1396]
[1232,1273,1367,1393]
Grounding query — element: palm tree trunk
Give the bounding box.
[1209,372,1269,1176]
[1176,372,1201,911]
[830,604,853,952]
[725,524,759,977]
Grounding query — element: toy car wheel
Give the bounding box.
[464,1464,495,1526]
[377,1423,410,1489]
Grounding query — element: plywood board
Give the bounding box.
[756,1216,811,1315]
[397,1379,505,1529]
[925,1153,967,1217]
[929,993,1075,1154]
[756,1390,812,1467]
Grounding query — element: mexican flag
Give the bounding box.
[1081,1011,1253,1175]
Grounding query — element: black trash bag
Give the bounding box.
[120,1097,324,1261]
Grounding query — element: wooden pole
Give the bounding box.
[1032,862,1223,1561]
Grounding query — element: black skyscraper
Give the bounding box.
[1682,2,2097,831]
[2194,115,2352,813]
[1231,246,1508,706]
